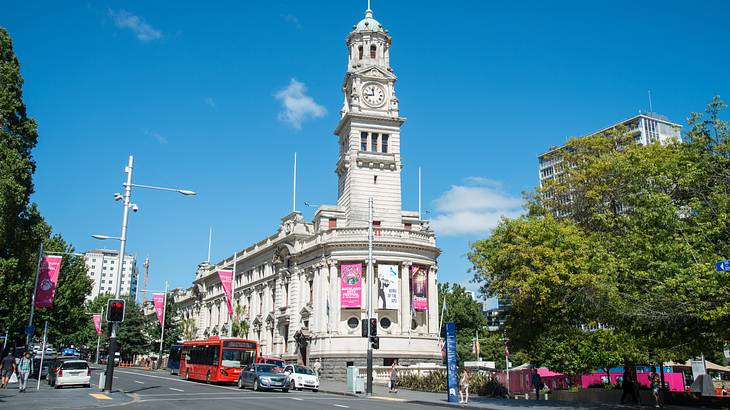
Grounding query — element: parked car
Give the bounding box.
[237,363,289,392]
[283,364,319,392]
[48,360,91,388]
[256,356,286,368]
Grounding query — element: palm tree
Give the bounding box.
[231,304,249,338]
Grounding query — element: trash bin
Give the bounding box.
[355,376,365,393]
[347,366,363,394]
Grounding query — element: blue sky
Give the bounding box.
[3,1,729,305]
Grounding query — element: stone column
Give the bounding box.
[401,261,412,333]
[329,261,340,332]
[428,265,438,335]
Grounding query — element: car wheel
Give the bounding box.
[313,389,319,392]
[54,384,60,389]
[253,379,259,391]
[84,384,91,388]
[283,388,289,393]
[205,372,211,384]
[237,377,244,390]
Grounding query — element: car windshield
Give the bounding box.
[294,366,315,375]
[265,359,285,367]
[62,362,88,370]
[256,364,281,373]
[221,349,251,368]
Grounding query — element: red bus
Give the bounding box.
[179,336,258,383]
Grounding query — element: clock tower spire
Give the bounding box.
[335,6,405,229]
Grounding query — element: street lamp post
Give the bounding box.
[94,155,195,392]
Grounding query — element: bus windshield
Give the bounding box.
[221,349,254,368]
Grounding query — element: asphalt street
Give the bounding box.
[1,365,433,410]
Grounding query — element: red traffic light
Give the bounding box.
[369,318,377,337]
[107,299,126,322]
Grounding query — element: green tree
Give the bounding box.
[230,303,249,338]
[116,296,150,360]
[180,318,198,341]
[0,28,93,349]
[438,282,488,364]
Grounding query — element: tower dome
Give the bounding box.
[353,8,384,33]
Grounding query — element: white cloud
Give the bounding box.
[145,130,168,144]
[430,178,523,236]
[282,14,302,28]
[109,9,162,42]
[203,97,216,108]
[275,79,326,129]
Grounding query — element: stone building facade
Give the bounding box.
[174,6,441,380]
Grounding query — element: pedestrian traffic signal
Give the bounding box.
[369,318,377,337]
[107,299,125,322]
[370,336,379,350]
[361,319,368,338]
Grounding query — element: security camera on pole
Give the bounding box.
[93,155,195,392]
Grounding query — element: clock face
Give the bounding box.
[362,84,386,107]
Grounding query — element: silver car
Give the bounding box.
[237,363,289,392]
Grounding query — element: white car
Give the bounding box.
[284,365,319,392]
[52,360,91,388]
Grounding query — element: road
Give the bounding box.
[2,365,433,410]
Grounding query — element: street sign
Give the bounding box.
[716,260,730,272]
[24,325,34,335]
[445,322,459,403]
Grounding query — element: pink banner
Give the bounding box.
[217,270,233,318]
[340,263,362,308]
[153,293,165,326]
[35,255,62,308]
[92,314,102,335]
[411,265,428,311]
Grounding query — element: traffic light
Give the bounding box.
[370,336,379,350]
[369,318,377,337]
[107,299,125,322]
[361,319,368,338]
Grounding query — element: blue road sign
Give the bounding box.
[445,322,459,403]
[716,260,730,272]
[24,325,34,335]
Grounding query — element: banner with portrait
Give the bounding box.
[35,255,63,308]
[377,264,399,310]
[340,263,362,308]
[411,264,428,311]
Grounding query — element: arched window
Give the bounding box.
[358,46,363,60]
[370,45,377,58]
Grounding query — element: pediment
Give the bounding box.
[299,305,312,318]
[265,313,275,323]
[351,65,396,81]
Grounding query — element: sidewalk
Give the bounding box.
[317,380,688,410]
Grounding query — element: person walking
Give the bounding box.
[649,367,662,408]
[1,352,16,388]
[17,352,33,392]
[313,358,322,377]
[459,368,470,404]
[531,367,542,400]
[620,368,638,404]
[389,362,399,393]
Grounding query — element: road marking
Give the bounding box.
[333,405,349,408]
[372,396,406,402]
[115,369,241,391]
[169,387,184,392]
[291,397,303,401]
[134,380,145,384]
[89,393,112,400]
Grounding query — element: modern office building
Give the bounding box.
[538,112,682,188]
[83,249,138,301]
[173,5,441,380]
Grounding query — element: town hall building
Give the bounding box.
[174,5,442,379]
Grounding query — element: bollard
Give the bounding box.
[99,371,105,390]
[544,392,548,400]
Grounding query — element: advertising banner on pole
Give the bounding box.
[92,314,102,335]
[217,270,234,318]
[35,255,63,308]
[445,322,459,403]
[340,263,362,308]
[411,265,428,311]
[153,293,165,326]
[377,265,399,309]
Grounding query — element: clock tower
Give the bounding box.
[335,6,405,229]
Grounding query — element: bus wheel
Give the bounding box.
[205,372,211,384]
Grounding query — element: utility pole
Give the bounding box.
[104,155,134,392]
[157,281,168,369]
[366,197,374,395]
[26,242,43,348]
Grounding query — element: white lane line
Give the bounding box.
[134,380,145,384]
[333,405,349,408]
[169,387,184,392]
[114,369,241,391]
[291,397,303,401]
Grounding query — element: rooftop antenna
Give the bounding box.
[207,227,212,263]
[418,167,422,219]
[292,152,297,213]
[648,89,653,113]
[142,255,149,304]
[367,0,371,11]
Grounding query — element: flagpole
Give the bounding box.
[26,242,43,348]
[157,281,168,369]
[36,321,48,390]
[96,305,105,364]
[231,252,237,336]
